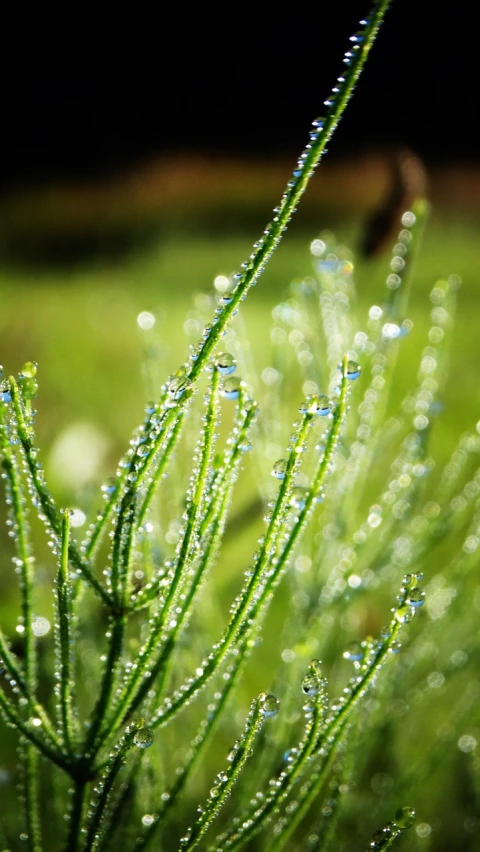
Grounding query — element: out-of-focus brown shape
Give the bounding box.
[360,149,427,257]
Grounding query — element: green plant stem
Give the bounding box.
[57,511,75,754]
[135,668,241,851]
[0,686,70,772]
[83,729,139,852]
[82,389,168,559]
[83,406,189,758]
[92,395,256,760]
[0,415,36,691]
[110,492,136,608]
[268,624,406,852]
[217,675,327,851]
[150,362,349,731]
[222,570,418,851]
[83,614,126,760]
[179,1,391,390]
[8,379,112,607]
[342,200,429,527]
[3,422,43,851]
[25,746,42,852]
[129,395,256,613]
[270,716,350,852]
[0,629,61,748]
[97,375,222,738]
[83,468,139,758]
[135,408,186,530]
[94,752,142,852]
[65,778,88,852]
[145,409,313,730]
[178,695,267,852]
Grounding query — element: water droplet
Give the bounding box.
[70,508,86,527]
[19,376,38,399]
[394,806,416,830]
[346,360,361,380]
[301,660,323,695]
[382,322,401,340]
[227,745,238,762]
[215,352,237,375]
[458,734,476,753]
[369,305,383,320]
[394,605,415,624]
[21,361,37,378]
[284,747,300,764]
[407,588,425,608]
[314,395,333,416]
[290,487,307,511]
[301,395,332,416]
[168,376,189,401]
[401,211,416,228]
[258,692,280,717]
[343,640,363,662]
[301,677,317,698]
[223,377,241,400]
[101,478,117,495]
[133,727,154,749]
[272,459,288,480]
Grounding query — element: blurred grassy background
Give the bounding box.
[1,154,479,469]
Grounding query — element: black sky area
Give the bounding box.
[2,1,479,194]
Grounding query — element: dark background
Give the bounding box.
[2,0,479,194]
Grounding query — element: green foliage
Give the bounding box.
[1,2,479,850]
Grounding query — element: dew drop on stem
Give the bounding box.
[394,806,416,830]
[346,360,362,380]
[272,459,288,480]
[258,693,280,717]
[407,588,425,608]
[215,353,237,375]
[343,640,363,662]
[223,377,242,400]
[133,727,155,749]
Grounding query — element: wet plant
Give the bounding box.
[1,2,479,850]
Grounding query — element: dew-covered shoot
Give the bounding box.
[1,1,479,850]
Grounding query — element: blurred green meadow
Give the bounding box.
[1,164,479,471]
